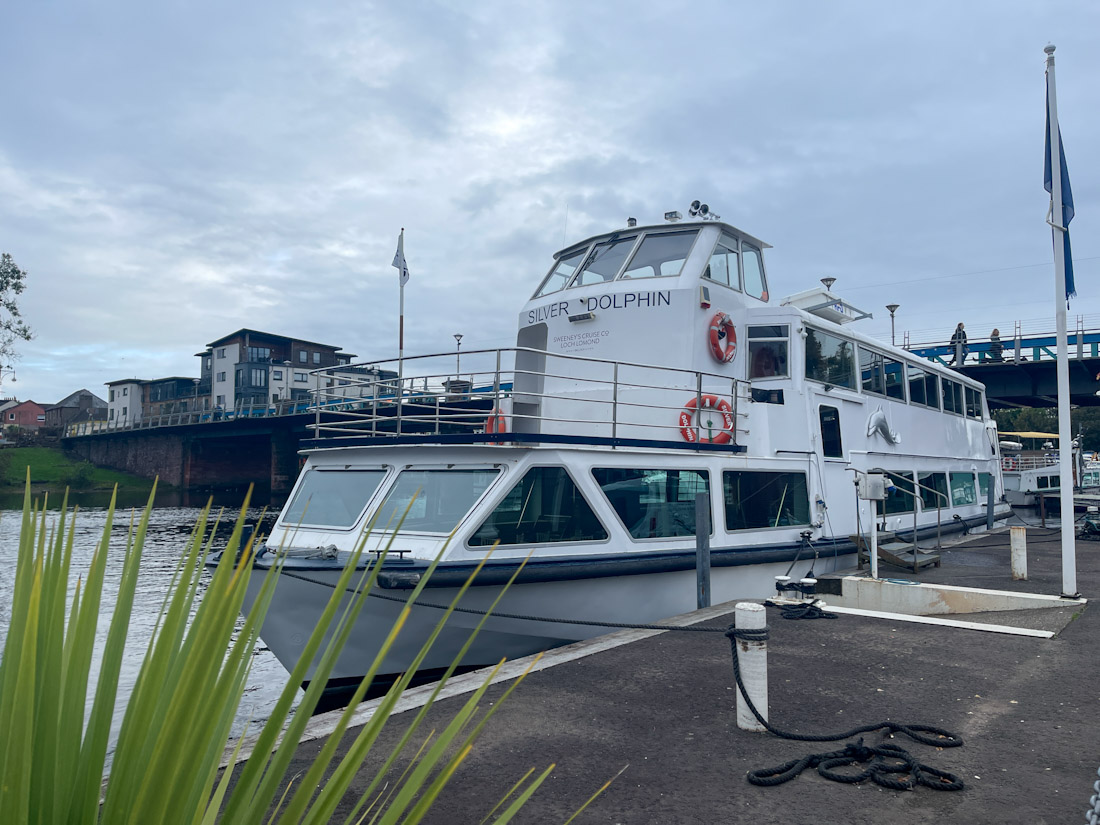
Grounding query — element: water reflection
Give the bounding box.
[0,496,296,758]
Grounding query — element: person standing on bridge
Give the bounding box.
[949,322,968,366]
[989,328,1004,362]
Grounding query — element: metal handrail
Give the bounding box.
[872,468,949,550]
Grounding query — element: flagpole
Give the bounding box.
[398,228,405,386]
[1045,44,1078,598]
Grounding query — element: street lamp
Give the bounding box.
[886,304,900,346]
[454,334,463,377]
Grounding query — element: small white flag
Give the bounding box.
[392,229,410,286]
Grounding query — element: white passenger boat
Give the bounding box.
[246,211,1010,689]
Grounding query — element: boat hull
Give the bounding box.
[245,552,847,686]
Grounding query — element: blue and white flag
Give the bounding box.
[392,229,410,286]
[1044,86,1075,300]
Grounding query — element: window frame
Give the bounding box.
[804,326,857,390]
[722,469,811,532]
[748,325,789,379]
[279,466,392,530]
[467,464,610,548]
[591,467,711,541]
[702,232,742,292]
[616,228,701,282]
[564,233,643,289]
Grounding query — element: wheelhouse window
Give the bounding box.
[978,472,992,498]
[950,472,976,506]
[620,230,697,279]
[567,235,639,288]
[534,248,587,297]
[918,472,948,510]
[592,468,709,539]
[377,468,499,534]
[469,466,607,546]
[742,245,767,301]
[723,471,810,531]
[860,348,886,396]
[748,325,788,378]
[908,365,939,409]
[282,469,388,528]
[819,405,843,458]
[704,232,740,290]
[805,328,856,389]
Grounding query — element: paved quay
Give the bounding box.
[246,525,1098,824]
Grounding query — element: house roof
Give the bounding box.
[47,389,108,410]
[106,378,149,387]
[203,327,348,353]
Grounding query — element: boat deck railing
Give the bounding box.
[1001,454,1057,472]
[307,347,749,450]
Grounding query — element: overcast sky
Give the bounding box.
[2,0,1097,404]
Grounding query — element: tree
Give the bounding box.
[0,253,33,360]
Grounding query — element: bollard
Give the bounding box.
[735,602,768,732]
[695,492,711,609]
[1011,525,1028,581]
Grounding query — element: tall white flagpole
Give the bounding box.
[1045,44,1077,598]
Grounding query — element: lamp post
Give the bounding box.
[454,334,463,378]
[886,303,900,346]
[0,364,13,398]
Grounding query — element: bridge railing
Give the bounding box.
[63,398,316,437]
[909,320,1100,368]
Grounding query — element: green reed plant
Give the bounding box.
[0,479,609,823]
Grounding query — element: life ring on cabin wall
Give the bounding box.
[486,409,507,434]
[708,312,737,363]
[678,395,734,445]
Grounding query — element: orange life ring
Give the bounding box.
[678,395,734,445]
[486,409,507,434]
[708,312,737,363]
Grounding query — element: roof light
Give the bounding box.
[664,211,682,223]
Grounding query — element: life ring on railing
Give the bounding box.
[708,312,737,363]
[678,395,734,445]
[486,409,507,434]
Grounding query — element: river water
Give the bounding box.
[0,488,298,755]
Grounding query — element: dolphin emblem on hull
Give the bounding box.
[867,406,901,445]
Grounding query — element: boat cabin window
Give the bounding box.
[748,326,789,378]
[620,230,698,280]
[1037,475,1059,490]
[534,248,587,298]
[978,472,992,498]
[281,468,388,528]
[884,356,906,400]
[860,348,886,396]
[907,365,939,410]
[819,405,843,458]
[805,328,856,390]
[950,472,976,506]
[723,471,810,531]
[965,387,982,419]
[591,468,710,539]
[704,232,740,290]
[918,472,948,510]
[376,468,499,534]
[468,466,608,546]
[742,245,767,301]
[942,379,963,415]
[882,471,915,514]
[567,235,639,288]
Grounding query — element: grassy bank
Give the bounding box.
[0,446,155,492]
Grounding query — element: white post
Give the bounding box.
[1010,526,1028,580]
[870,498,879,580]
[1046,45,1078,597]
[735,602,768,732]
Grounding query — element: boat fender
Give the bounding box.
[486,409,507,434]
[378,571,423,590]
[678,394,735,445]
[708,311,737,363]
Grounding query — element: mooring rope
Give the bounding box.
[281,569,966,791]
[725,622,965,792]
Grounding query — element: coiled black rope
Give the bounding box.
[764,600,838,621]
[726,623,965,791]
